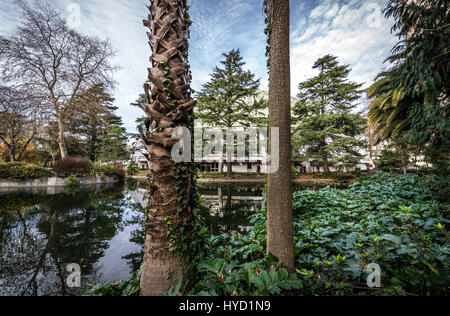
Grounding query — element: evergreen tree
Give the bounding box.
[293,55,367,173]
[196,49,266,176]
[69,84,122,161]
[97,125,129,162]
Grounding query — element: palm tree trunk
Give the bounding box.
[139,0,196,296]
[265,0,295,273]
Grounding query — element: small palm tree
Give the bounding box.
[367,75,413,143]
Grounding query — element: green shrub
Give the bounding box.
[127,161,140,176]
[97,164,125,180]
[88,161,125,180]
[89,161,104,176]
[64,175,79,187]
[289,174,449,296]
[376,149,403,172]
[85,268,141,297]
[0,162,53,181]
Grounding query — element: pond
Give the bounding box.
[0,181,265,296]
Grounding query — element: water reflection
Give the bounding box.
[0,181,266,296]
[0,184,144,296]
[198,183,265,234]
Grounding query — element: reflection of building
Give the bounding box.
[198,184,264,233]
[200,185,264,217]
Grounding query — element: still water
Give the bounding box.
[0,181,264,296]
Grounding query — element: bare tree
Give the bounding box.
[0,86,44,162]
[0,0,117,159]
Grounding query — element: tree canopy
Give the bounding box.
[196,49,266,128]
[381,0,450,167]
[293,55,367,172]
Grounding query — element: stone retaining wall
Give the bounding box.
[0,176,119,188]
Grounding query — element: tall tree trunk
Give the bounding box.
[139,0,196,296]
[9,137,16,162]
[227,161,232,177]
[17,135,36,162]
[57,115,68,159]
[226,130,233,177]
[266,0,295,273]
[89,133,97,162]
[323,153,331,173]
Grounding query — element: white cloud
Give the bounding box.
[0,0,398,129]
[291,0,397,110]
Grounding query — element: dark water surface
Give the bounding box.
[0,182,265,296]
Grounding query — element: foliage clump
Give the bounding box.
[52,157,90,177]
[0,162,52,181]
[51,158,125,180]
[85,268,141,297]
[189,174,449,296]
[291,174,449,295]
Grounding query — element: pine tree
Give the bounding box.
[97,125,129,162]
[196,49,265,176]
[69,84,122,161]
[293,55,367,173]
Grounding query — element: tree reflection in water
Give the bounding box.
[0,182,265,296]
[198,183,265,235]
[0,184,144,296]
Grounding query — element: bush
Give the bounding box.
[99,163,125,180]
[127,161,140,176]
[85,268,141,297]
[88,161,126,180]
[89,161,104,176]
[64,175,79,186]
[375,149,403,172]
[0,162,53,181]
[52,157,90,177]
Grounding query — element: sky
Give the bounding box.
[0,0,399,132]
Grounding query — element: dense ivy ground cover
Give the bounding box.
[188,174,449,296]
[86,174,449,296]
